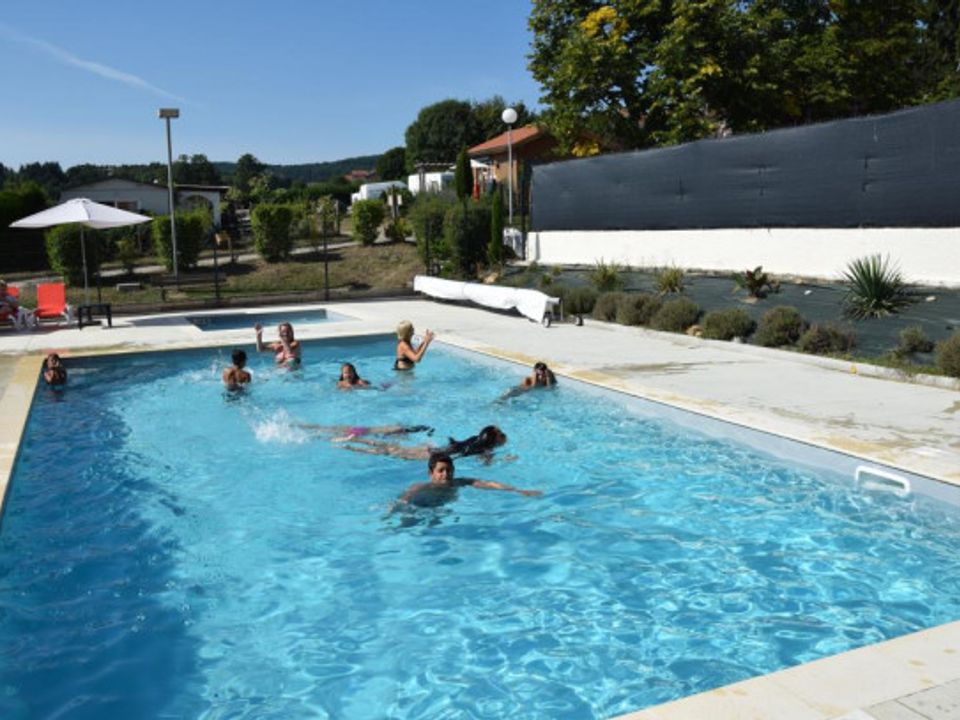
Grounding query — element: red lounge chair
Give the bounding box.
[0,286,21,325]
[35,283,72,325]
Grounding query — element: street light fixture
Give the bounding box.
[158,108,180,287]
[501,107,518,226]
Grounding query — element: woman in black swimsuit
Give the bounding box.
[338,425,509,464]
[394,320,435,371]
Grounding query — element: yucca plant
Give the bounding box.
[654,265,685,294]
[589,258,624,292]
[841,254,915,319]
[733,265,778,299]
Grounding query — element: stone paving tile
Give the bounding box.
[897,678,960,719]
[864,700,930,719]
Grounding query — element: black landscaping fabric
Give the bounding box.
[531,100,960,231]
[504,268,960,362]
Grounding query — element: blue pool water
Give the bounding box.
[2,337,960,719]
[187,308,343,331]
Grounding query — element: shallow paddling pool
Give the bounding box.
[2,337,959,719]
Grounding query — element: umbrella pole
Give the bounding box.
[81,227,90,305]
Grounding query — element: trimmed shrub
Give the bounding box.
[410,193,454,267]
[755,305,808,347]
[651,297,701,332]
[350,199,385,246]
[592,291,624,321]
[797,323,857,355]
[152,209,209,271]
[116,235,140,274]
[701,308,756,340]
[250,204,295,262]
[936,332,960,378]
[896,325,935,356]
[557,286,598,316]
[45,225,107,286]
[616,293,662,326]
[385,217,410,242]
[443,201,490,277]
[488,189,504,267]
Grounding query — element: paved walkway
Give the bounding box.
[0,297,958,719]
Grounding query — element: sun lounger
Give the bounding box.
[414,275,560,324]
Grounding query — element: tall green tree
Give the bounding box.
[529,1,671,153]
[454,147,471,204]
[471,96,537,140]
[919,0,960,99]
[233,153,266,194]
[174,154,223,185]
[528,0,958,151]
[404,99,480,168]
[15,162,66,198]
[376,146,408,181]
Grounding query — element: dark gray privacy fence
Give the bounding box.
[531,100,960,232]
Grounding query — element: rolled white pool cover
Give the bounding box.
[414,275,560,323]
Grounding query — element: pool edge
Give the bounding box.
[0,354,42,522]
[3,307,959,720]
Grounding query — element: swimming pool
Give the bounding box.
[2,337,959,719]
[186,308,345,331]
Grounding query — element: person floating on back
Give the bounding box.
[43,352,67,386]
[394,320,434,371]
[340,424,509,464]
[392,452,541,510]
[297,422,433,442]
[256,322,301,367]
[223,349,252,391]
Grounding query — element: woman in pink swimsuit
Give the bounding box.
[255,322,301,367]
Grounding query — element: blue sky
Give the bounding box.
[0,1,542,169]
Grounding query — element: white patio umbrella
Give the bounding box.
[10,197,151,303]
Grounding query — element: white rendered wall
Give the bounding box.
[528,228,960,287]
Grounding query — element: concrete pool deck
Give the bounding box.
[0,298,958,719]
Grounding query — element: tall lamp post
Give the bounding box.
[501,107,518,226]
[158,108,180,287]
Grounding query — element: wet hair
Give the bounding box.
[46,352,61,365]
[279,322,295,339]
[534,362,557,385]
[231,349,247,367]
[339,362,361,384]
[442,425,505,457]
[396,320,414,342]
[428,452,454,472]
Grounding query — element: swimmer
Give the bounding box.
[499,361,557,401]
[392,453,541,510]
[337,362,371,389]
[394,320,434,371]
[297,423,433,441]
[223,349,252,390]
[43,352,67,386]
[524,361,557,388]
[341,424,509,464]
[255,322,301,367]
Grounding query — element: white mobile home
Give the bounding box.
[407,171,454,195]
[350,181,407,205]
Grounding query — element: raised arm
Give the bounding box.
[398,329,436,364]
[255,323,267,353]
[467,479,542,497]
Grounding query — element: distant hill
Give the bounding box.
[213,155,380,184]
